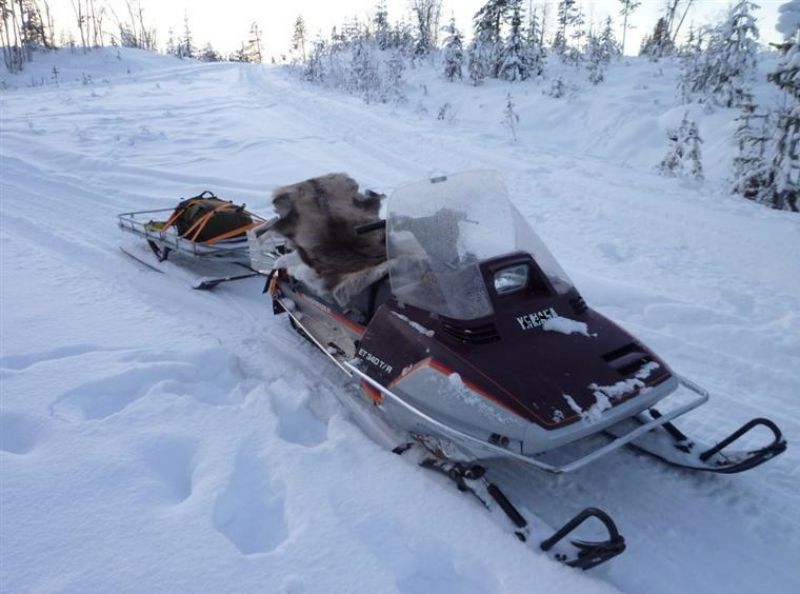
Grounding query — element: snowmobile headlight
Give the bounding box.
[493,264,529,295]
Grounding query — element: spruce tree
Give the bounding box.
[181,11,194,59]
[732,97,772,202]
[248,22,263,63]
[498,1,529,81]
[765,0,799,211]
[292,16,307,61]
[658,113,704,180]
[600,16,621,61]
[442,16,464,81]
[679,1,760,107]
[374,0,390,49]
[586,34,605,84]
[473,0,511,77]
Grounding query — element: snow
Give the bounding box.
[392,312,436,337]
[541,315,593,337]
[2,47,800,594]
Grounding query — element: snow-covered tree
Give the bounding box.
[618,0,641,55]
[247,22,263,63]
[764,0,799,211]
[472,0,510,77]
[292,16,307,61]
[554,0,578,57]
[382,50,406,103]
[498,1,531,81]
[165,27,176,56]
[586,33,606,84]
[179,11,194,59]
[679,1,760,108]
[640,17,674,60]
[410,0,442,56]
[600,16,621,60]
[442,16,464,81]
[199,42,221,62]
[466,41,487,85]
[304,37,326,82]
[373,0,390,49]
[731,97,772,202]
[658,113,704,180]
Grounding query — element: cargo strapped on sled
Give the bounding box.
[158,191,262,245]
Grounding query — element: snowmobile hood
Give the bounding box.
[357,253,673,430]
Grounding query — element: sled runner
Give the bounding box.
[258,171,787,570]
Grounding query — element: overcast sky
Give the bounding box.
[51,1,788,57]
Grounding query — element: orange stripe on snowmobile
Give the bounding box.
[361,381,383,405]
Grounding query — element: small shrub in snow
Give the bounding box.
[658,113,704,181]
[502,93,520,142]
[545,76,566,98]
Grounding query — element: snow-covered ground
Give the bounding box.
[1,48,799,594]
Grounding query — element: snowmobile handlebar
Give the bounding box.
[354,220,387,235]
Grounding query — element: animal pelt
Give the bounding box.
[271,173,387,301]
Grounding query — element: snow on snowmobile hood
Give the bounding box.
[386,171,574,320]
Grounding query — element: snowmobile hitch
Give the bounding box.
[539,508,626,571]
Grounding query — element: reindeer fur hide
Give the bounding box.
[271,173,388,306]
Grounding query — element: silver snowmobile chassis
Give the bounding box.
[275,296,785,570]
[278,299,626,569]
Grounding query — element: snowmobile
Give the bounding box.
[118,191,280,289]
[256,171,787,570]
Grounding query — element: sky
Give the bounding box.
[50,1,789,58]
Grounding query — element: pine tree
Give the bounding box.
[292,16,307,61]
[304,37,326,82]
[467,41,486,85]
[247,22,263,63]
[374,0,390,49]
[498,1,530,81]
[555,0,578,57]
[731,97,772,202]
[658,113,704,180]
[200,42,221,62]
[473,0,510,77]
[442,16,464,81]
[640,17,674,60]
[765,0,799,211]
[586,34,605,85]
[180,11,194,59]
[600,16,621,60]
[165,27,176,56]
[679,1,760,108]
[618,0,641,55]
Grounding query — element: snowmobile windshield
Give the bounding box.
[386,171,574,320]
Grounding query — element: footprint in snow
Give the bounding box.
[141,435,197,504]
[0,412,48,454]
[50,348,249,421]
[212,440,288,555]
[352,516,498,594]
[0,343,104,372]
[269,381,328,448]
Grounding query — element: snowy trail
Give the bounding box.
[2,52,799,594]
